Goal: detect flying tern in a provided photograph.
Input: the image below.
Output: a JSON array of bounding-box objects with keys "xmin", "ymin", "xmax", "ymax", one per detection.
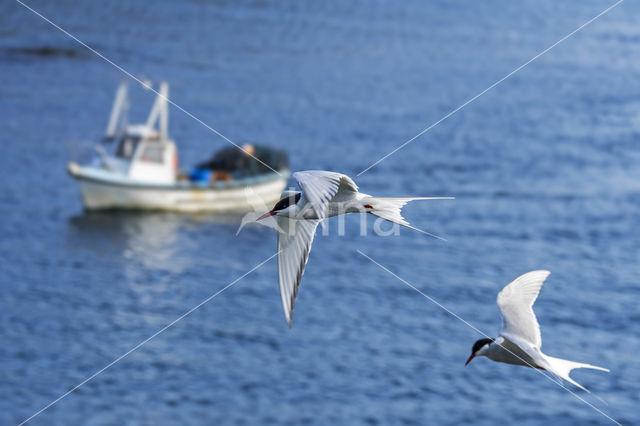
[
  {"xmin": 257, "ymin": 170, "xmax": 453, "ymax": 327},
  {"xmin": 465, "ymin": 270, "xmax": 609, "ymax": 391}
]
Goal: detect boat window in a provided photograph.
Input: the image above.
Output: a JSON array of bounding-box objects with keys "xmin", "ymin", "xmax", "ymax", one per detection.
[
  {"xmin": 116, "ymin": 138, "xmax": 139, "ymax": 159},
  {"xmin": 140, "ymin": 144, "xmax": 165, "ymax": 163}
]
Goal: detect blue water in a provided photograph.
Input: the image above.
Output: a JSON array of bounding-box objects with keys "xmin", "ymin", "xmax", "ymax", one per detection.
[{"xmin": 1, "ymin": 0, "xmax": 639, "ymax": 424}]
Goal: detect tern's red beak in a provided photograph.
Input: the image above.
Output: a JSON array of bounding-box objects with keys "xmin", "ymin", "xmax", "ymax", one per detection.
[
  {"xmin": 257, "ymin": 211, "xmax": 277, "ymax": 221},
  {"xmin": 465, "ymin": 354, "xmax": 475, "ymax": 366}
]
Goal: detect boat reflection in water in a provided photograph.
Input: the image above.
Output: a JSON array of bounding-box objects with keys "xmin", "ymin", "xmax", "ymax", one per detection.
[{"xmin": 66, "ymin": 209, "xmax": 252, "ymax": 294}]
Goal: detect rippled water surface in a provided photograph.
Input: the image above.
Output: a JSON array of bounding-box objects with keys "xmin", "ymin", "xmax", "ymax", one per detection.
[{"xmin": 1, "ymin": 0, "xmax": 639, "ymax": 424}]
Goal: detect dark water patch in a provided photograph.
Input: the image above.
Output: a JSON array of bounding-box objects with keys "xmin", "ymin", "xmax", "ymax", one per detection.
[
  {"xmin": 204, "ymin": 328, "xmax": 281, "ymax": 350},
  {"xmin": 1, "ymin": 45, "xmax": 85, "ymax": 59}
]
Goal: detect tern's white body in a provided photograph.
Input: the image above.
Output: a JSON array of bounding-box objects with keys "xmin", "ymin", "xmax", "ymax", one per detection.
[
  {"xmin": 289, "ymin": 192, "xmax": 372, "ymax": 219},
  {"xmin": 268, "ymin": 170, "xmax": 452, "ymax": 326},
  {"xmin": 482, "ymin": 336, "xmax": 540, "ymax": 367},
  {"xmin": 469, "ymin": 271, "xmax": 609, "ymax": 391}
]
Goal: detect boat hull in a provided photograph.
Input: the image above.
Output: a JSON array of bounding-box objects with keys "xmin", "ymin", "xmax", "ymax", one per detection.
[{"xmin": 68, "ymin": 163, "xmax": 288, "ymax": 212}]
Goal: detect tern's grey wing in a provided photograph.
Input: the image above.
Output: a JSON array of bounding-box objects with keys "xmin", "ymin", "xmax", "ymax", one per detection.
[
  {"xmin": 293, "ymin": 171, "xmax": 358, "ymax": 218},
  {"xmin": 277, "ymin": 216, "xmax": 320, "ymax": 327},
  {"xmin": 497, "ymin": 270, "xmax": 550, "ymax": 348}
]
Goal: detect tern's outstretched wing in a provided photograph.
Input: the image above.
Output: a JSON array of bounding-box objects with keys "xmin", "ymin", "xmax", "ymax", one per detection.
[
  {"xmin": 293, "ymin": 171, "xmax": 358, "ymax": 218},
  {"xmin": 497, "ymin": 270, "xmax": 550, "ymax": 348},
  {"xmin": 277, "ymin": 216, "xmax": 320, "ymax": 327}
]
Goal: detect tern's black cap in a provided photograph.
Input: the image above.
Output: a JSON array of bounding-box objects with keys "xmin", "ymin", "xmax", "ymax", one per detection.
[
  {"xmin": 272, "ymin": 192, "xmax": 301, "ymax": 212},
  {"xmin": 471, "ymin": 338, "xmax": 494, "ymax": 353}
]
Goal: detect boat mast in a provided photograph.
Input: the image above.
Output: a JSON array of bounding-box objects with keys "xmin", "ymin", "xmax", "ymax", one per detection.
[
  {"xmin": 145, "ymin": 82, "xmax": 169, "ymax": 140},
  {"xmin": 105, "ymin": 81, "xmax": 128, "ymax": 140}
]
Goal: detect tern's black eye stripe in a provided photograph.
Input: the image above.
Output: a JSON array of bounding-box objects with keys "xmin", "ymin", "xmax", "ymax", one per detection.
[{"xmin": 272, "ymin": 192, "xmax": 301, "ymax": 211}]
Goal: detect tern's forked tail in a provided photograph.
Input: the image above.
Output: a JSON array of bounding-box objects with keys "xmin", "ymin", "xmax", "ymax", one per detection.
[
  {"xmin": 542, "ymin": 354, "xmax": 610, "ymax": 392},
  {"xmin": 364, "ymin": 196, "xmax": 453, "ymax": 240}
]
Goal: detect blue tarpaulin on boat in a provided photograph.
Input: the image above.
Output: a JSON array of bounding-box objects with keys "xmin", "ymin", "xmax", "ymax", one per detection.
[{"xmin": 188, "ymin": 168, "xmax": 212, "ymax": 182}]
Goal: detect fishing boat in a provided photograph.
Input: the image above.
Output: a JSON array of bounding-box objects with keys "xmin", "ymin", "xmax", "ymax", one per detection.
[{"xmin": 68, "ymin": 82, "xmax": 289, "ymax": 212}]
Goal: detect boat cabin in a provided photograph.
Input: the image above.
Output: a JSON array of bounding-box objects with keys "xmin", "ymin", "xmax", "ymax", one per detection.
[
  {"xmin": 110, "ymin": 124, "xmax": 177, "ymax": 184},
  {"xmin": 97, "ymin": 82, "xmax": 177, "ymax": 184}
]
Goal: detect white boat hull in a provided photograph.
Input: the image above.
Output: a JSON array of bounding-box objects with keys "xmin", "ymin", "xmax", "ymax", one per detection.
[{"xmin": 68, "ymin": 163, "xmax": 288, "ymax": 212}]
